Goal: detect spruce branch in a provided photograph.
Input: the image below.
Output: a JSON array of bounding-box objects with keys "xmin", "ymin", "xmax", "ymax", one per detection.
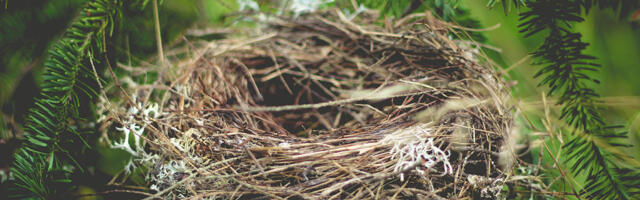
[
  {"xmin": 519, "ymin": 0, "xmax": 640, "ymax": 199},
  {"xmin": 7, "ymin": 0, "xmax": 146, "ymax": 198}
]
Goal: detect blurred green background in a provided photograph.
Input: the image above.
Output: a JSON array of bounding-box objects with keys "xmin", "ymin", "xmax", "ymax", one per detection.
[{"xmin": 0, "ymin": 0, "xmax": 638, "ymax": 198}]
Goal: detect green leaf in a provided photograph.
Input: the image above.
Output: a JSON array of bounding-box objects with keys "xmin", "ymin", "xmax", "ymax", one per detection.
[
  {"xmin": 27, "ymin": 137, "xmax": 48, "ymax": 148},
  {"xmin": 48, "ymin": 151, "xmax": 55, "ymax": 171}
]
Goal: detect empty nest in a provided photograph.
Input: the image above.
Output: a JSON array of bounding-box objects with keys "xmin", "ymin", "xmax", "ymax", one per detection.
[{"xmin": 100, "ymin": 9, "xmax": 517, "ymax": 200}]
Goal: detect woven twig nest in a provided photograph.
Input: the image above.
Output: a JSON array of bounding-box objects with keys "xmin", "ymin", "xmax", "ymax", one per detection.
[{"xmin": 100, "ymin": 10, "xmax": 516, "ymax": 199}]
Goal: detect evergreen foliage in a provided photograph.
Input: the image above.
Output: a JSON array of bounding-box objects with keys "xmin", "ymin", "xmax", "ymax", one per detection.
[
  {"xmin": 518, "ymin": 0, "xmax": 640, "ymax": 199},
  {"xmin": 0, "ymin": 0, "xmax": 86, "ymax": 113},
  {"xmin": 8, "ymin": 0, "xmax": 148, "ymax": 198}
]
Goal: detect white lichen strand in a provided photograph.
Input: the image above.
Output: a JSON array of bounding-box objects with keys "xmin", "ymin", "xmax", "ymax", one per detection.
[
  {"xmin": 108, "ymin": 94, "xmax": 166, "ymax": 174},
  {"xmin": 467, "ymin": 174, "xmax": 505, "ymax": 198},
  {"xmin": 148, "ymin": 128, "xmax": 211, "ymax": 194},
  {"xmin": 382, "ymin": 123, "xmax": 453, "ymax": 181},
  {"xmin": 113, "ymin": 123, "xmax": 144, "ymax": 157}
]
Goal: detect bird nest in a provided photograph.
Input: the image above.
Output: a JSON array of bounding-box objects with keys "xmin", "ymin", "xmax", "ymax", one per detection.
[{"xmin": 99, "ymin": 9, "xmax": 516, "ymax": 199}]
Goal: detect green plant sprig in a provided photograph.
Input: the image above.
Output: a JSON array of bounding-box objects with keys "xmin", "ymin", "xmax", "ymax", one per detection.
[
  {"xmin": 9, "ymin": 0, "xmax": 125, "ymax": 199},
  {"xmin": 519, "ymin": 0, "xmax": 640, "ymax": 199}
]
